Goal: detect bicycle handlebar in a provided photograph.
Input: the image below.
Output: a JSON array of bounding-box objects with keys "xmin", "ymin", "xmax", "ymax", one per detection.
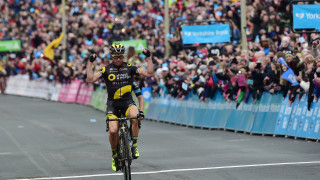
[
  {"xmin": 106, "ymin": 116, "xmax": 141, "ymax": 132},
  {"xmin": 106, "ymin": 116, "xmax": 138, "ymax": 121}
]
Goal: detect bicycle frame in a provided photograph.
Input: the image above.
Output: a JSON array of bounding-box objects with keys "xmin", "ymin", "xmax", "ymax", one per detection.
[{"xmin": 106, "ymin": 116, "xmax": 138, "ymax": 180}]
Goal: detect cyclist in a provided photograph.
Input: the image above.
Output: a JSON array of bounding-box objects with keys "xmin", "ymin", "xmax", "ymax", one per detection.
[{"xmin": 86, "ymin": 43, "xmax": 153, "ymax": 172}]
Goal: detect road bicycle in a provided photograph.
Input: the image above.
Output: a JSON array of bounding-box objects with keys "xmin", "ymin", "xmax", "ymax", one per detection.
[{"xmin": 106, "ymin": 115, "xmax": 141, "ymax": 180}]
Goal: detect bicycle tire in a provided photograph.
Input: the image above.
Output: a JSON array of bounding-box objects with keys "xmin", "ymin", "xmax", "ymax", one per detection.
[{"xmin": 121, "ymin": 132, "xmax": 131, "ymax": 180}]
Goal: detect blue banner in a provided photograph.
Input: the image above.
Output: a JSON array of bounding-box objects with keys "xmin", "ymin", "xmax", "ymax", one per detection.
[
  {"xmin": 285, "ymin": 99, "xmax": 299, "ymax": 137},
  {"xmin": 182, "ymin": 24, "xmax": 230, "ymax": 44},
  {"xmin": 142, "ymin": 87, "xmax": 152, "ymax": 102},
  {"xmin": 307, "ymin": 101, "xmax": 319, "ymax": 139},
  {"xmin": 295, "ymin": 96, "xmax": 308, "ymax": 138},
  {"xmin": 251, "ymin": 93, "xmax": 278, "ymax": 134},
  {"xmin": 274, "ymin": 96, "xmax": 291, "ymax": 135},
  {"xmin": 293, "ymin": 4, "xmax": 320, "ymax": 29},
  {"xmin": 146, "ymin": 92, "xmax": 320, "ymax": 140},
  {"xmin": 225, "ymin": 96, "xmax": 257, "ymax": 132}
]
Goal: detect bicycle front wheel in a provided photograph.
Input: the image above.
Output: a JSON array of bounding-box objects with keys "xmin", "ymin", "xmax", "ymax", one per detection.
[{"xmin": 121, "ymin": 132, "xmax": 131, "ymax": 180}]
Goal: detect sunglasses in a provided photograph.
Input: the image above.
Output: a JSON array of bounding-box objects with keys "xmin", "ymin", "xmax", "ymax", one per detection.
[{"xmin": 111, "ymin": 54, "xmax": 124, "ymax": 58}]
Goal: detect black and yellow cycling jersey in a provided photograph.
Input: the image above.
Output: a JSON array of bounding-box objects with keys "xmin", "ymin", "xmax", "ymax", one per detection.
[{"xmin": 98, "ymin": 62, "xmax": 141, "ymax": 100}]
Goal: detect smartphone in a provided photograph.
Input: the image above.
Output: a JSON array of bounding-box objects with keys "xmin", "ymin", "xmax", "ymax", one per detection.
[{"xmin": 217, "ymin": 69, "xmax": 223, "ymax": 73}]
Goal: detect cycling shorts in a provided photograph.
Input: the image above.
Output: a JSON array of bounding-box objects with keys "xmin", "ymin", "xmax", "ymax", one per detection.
[{"xmin": 105, "ymin": 99, "xmax": 136, "ymax": 119}]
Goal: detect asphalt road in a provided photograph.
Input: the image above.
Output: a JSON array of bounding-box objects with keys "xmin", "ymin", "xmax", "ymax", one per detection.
[{"xmin": 1, "ymin": 95, "xmax": 320, "ymax": 180}]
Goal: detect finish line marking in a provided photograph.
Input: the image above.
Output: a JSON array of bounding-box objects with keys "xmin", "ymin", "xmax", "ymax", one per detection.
[{"xmin": 10, "ymin": 161, "xmax": 320, "ymax": 180}]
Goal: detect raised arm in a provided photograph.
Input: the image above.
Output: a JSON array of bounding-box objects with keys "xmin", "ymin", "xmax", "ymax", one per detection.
[
  {"xmin": 138, "ymin": 49, "xmax": 154, "ymax": 77},
  {"xmin": 86, "ymin": 54, "xmax": 101, "ymax": 83}
]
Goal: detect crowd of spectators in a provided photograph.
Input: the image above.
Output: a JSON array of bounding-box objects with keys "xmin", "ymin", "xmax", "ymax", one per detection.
[{"xmin": 1, "ymin": 0, "xmax": 320, "ymax": 110}]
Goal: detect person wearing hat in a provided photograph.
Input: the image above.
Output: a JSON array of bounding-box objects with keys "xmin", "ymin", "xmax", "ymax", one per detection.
[{"xmin": 86, "ymin": 43, "xmax": 154, "ymax": 172}]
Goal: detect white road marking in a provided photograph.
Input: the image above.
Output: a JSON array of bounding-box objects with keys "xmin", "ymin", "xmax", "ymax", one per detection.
[
  {"xmin": 0, "ymin": 152, "xmax": 12, "ymax": 155},
  {"xmin": 227, "ymin": 139, "xmax": 252, "ymax": 142},
  {"xmin": 9, "ymin": 160, "xmax": 320, "ymax": 180}
]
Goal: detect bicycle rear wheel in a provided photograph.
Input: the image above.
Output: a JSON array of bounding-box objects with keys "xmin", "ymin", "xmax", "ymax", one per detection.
[{"xmin": 121, "ymin": 132, "xmax": 131, "ymax": 180}]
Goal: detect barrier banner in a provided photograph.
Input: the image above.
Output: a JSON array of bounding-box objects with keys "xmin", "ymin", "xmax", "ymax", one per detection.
[
  {"xmin": 177, "ymin": 98, "xmax": 195, "ymax": 125},
  {"xmin": 65, "ymin": 80, "xmax": 81, "ymax": 103},
  {"xmin": 146, "ymin": 97, "xmax": 161, "ymax": 120},
  {"xmin": 163, "ymin": 99, "xmax": 174, "ymax": 122},
  {"xmin": 13, "ymin": 75, "xmax": 29, "ymax": 96},
  {"xmin": 192, "ymin": 101, "xmax": 208, "ymax": 127},
  {"xmin": 25, "ymin": 79, "xmax": 45, "ymax": 98},
  {"xmin": 5, "ymin": 76, "xmax": 17, "ymax": 95},
  {"xmin": 84, "ymin": 84, "xmax": 94, "ymax": 105},
  {"xmin": 145, "ymin": 98, "xmax": 156, "ymax": 119},
  {"xmin": 284, "ymin": 99, "xmax": 298, "ymax": 137},
  {"xmin": 94, "ymin": 89, "xmax": 107, "ymax": 111},
  {"xmin": 210, "ymin": 94, "xmax": 230, "ymax": 128},
  {"xmin": 224, "ymin": 101, "xmax": 241, "ymax": 130},
  {"xmin": 7, "ymin": 75, "xmax": 24, "ymax": 96},
  {"xmin": 274, "ymin": 96, "xmax": 291, "ymax": 135},
  {"xmin": 76, "ymin": 83, "xmax": 86, "ymax": 104},
  {"xmin": 226, "ymin": 96, "xmax": 257, "ymax": 132},
  {"xmin": 158, "ymin": 98, "xmax": 170, "ymax": 121},
  {"xmin": 35, "ymin": 80, "xmax": 50, "ymax": 99},
  {"xmin": 206, "ymin": 94, "xmax": 233, "ymax": 129},
  {"xmin": 242, "ymin": 99, "xmax": 260, "ymax": 132},
  {"xmin": 165, "ymin": 99, "xmax": 179, "ymax": 123},
  {"xmin": 5, "ymin": 75, "xmax": 49, "ymax": 98},
  {"xmin": 187, "ymin": 100, "xmax": 199, "ymax": 126},
  {"xmin": 251, "ymin": 93, "xmax": 281, "ymax": 134},
  {"xmin": 294, "ymin": 95, "xmax": 308, "ymax": 138},
  {"xmin": 307, "ymin": 100, "xmax": 320, "ymax": 139},
  {"xmin": 202, "ymin": 99, "xmax": 218, "ymax": 128},
  {"xmin": 176, "ymin": 99, "xmax": 189, "ymax": 125},
  {"xmin": 90, "ymin": 89, "xmax": 98, "ymax": 107},
  {"xmin": 58, "ymin": 83, "xmax": 70, "ymax": 102},
  {"xmin": 49, "ymin": 83, "xmax": 61, "ymax": 101}
]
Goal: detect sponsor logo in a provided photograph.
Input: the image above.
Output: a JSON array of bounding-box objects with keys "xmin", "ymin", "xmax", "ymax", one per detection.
[
  {"xmin": 143, "ymin": 90, "xmax": 151, "ymax": 99},
  {"xmin": 184, "ymin": 32, "xmax": 191, "ymax": 36},
  {"xmin": 116, "ymin": 74, "xmax": 131, "ymax": 80},
  {"xmin": 295, "ymin": 13, "xmax": 304, "ymax": 19},
  {"xmin": 306, "ymin": 12, "xmax": 320, "ymax": 19},
  {"xmin": 108, "ymin": 74, "xmax": 116, "ymax": 81}
]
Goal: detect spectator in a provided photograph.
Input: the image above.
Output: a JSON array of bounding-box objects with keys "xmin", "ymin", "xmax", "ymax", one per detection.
[{"xmin": 1, "ymin": 0, "xmax": 320, "ymax": 111}]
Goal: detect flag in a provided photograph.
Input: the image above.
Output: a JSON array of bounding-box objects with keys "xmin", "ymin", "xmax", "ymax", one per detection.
[
  {"xmin": 278, "ymin": 57, "xmax": 289, "ymax": 68},
  {"xmin": 281, "ymin": 68, "xmax": 299, "ymax": 86},
  {"xmin": 142, "ymin": 87, "xmax": 152, "ymax": 102},
  {"xmin": 44, "ymin": 32, "xmax": 64, "ymax": 60}
]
